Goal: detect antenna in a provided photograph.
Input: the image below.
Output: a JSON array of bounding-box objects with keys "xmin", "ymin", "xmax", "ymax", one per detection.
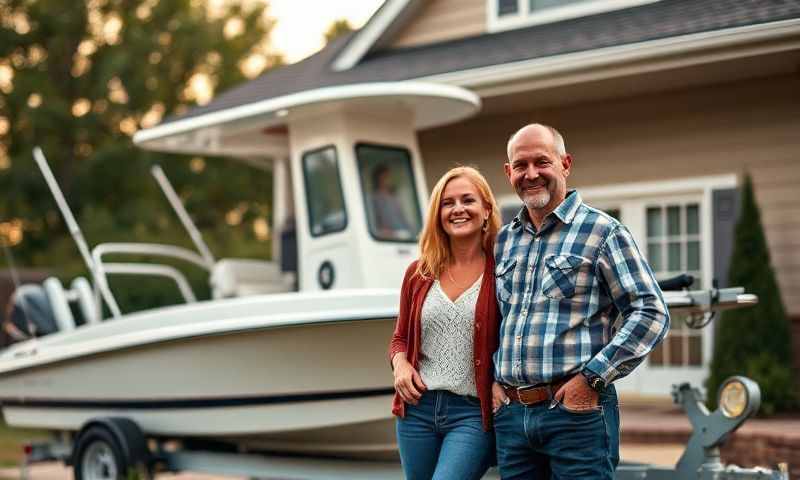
[
  {"xmin": 32, "ymin": 147, "xmax": 121, "ymax": 318},
  {"xmin": 150, "ymin": 165, "xmax": 215, "ymax": 268}
]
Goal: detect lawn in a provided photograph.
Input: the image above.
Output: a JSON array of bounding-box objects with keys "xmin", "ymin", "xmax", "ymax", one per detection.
[{"xmin": 0, "ymin": 414, "xmax": 48, "ymax": 467}]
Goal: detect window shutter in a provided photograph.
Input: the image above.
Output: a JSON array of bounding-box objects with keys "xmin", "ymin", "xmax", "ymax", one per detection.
[{"xmin": 712, "ymin": 188, "xmax": 740, "ymax": 288}]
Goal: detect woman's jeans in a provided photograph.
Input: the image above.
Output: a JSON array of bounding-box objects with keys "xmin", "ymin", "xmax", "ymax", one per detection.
[
  {"xmin": 396, "ymin": 390, "xmax": 494, "ymax": 480},
  {"xmin": 493, "ymin": 384, "xmax": 620, "ymax": 480}
]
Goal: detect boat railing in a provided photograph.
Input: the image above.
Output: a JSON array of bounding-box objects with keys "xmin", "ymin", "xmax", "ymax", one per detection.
[
  {"xmin": 102, "ymin": 262, "xmax": 198, "ymax": 303},
  {"xmin": 91, "ymin": 243, "xmax": 211, "ymax": 271},
  {"xmin": 90, "ymin": 242, "xmax": 210, "ymax": 313}
]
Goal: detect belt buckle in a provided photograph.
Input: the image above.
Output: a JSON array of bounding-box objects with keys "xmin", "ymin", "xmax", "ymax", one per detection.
[{"xmin": 516, "ymin": 385, "xmax": 539, "ymax": 406}]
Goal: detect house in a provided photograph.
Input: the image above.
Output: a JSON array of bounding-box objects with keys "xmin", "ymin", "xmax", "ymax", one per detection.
[{"xmin": 135, "ymin": 0, "xmax": 800, "ymax": 396}]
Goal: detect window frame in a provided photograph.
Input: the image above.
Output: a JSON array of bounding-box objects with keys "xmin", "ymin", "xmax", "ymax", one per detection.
[
  {"xmin": 355, "ymin": 142, "xmax": 422, "ymax": 244},
  {"xmin": 642, "ymin": 199, "xmax": 704, "ymax": 368},
  {"xmin": 487, "ymin": 0, "xmax": 662, "ymax": 33},
  {"xmin": 301, "ymin": 145, "xmax": 348, "ymax": 238}
]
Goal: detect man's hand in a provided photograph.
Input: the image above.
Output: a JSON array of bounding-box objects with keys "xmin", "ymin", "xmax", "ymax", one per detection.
[
  {"xmin": 553, "ymin": 374, "xmax": 599, "ymax": 411},
  {"xmin": 392, "ymin": 353, "xmax": 426, "ymax": 405},
  {"xmin": 492, "ymin": 381, "xmax": 509, "ymax": 412}
]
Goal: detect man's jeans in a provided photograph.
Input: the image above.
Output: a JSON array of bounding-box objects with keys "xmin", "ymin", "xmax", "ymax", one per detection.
[
  {"xmin": 396, "ymin": 390, "xmax": 494, "ymax": 480},
  {"xmin": 493, "ymin": 384, "xmax": 620, "ymax": 480}
]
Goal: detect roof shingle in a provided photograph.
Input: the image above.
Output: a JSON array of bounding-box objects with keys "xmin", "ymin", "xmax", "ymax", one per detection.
[{"xmin": 159, "ymin": 0, "xmax": 800, "ymax": 126}]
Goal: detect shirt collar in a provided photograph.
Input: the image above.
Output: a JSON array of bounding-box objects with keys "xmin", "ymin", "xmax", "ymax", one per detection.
[
  {"xmin": 510, "ymin": 189, "xmax": 582, "ymax": 230},
  {"xmin": 552, "ymin": 189, "xmax": 581, "ymax": 225}
]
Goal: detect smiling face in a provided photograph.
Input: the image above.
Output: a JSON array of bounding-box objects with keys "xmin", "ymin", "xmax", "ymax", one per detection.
[
  {"xmin": 439, "ymin": 176, "xmax": 489, "ymax": 242},
  {"xmin": 505, "ymin": 125, "xmax": 572, "ymax": 219}
]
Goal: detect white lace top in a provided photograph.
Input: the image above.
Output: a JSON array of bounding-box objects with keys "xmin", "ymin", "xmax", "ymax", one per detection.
[{"xmin": 418, "ymin": 276, "xmax": 482, "ymax": 397}]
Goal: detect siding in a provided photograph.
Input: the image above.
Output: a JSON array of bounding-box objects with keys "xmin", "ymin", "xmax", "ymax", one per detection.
[
  {"xmin": 389, "ymin": 0, "xmax": 486, "ymax": 48},
  {"xmin": 417, "ymin": 74, "xmax": 800, "ymax": 315}
]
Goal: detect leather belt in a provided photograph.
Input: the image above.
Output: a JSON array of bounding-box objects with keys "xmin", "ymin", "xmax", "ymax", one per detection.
[{"xmin": 501, "ymin": 376, "xmax": 571, "ymax": 406}]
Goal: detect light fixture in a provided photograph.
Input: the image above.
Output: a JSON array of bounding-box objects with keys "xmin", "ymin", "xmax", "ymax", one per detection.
[{"xmin": 718, "ymin": 377, "xmax": 754, "ymax": 419}]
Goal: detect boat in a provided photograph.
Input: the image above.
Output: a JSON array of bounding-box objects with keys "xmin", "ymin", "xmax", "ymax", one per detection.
[
  {"xmin": 0, "ymin": 81, "xmax": 757, "ymax": 464},
  {"xmin": 0, "ymin": 82, "xmax": 481, "ymax": 461}
]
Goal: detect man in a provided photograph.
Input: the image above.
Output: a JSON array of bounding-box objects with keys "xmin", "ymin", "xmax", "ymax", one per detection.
[{"xmin": 491, "ymin": 124, "xmax": 669, "ymax": 479}]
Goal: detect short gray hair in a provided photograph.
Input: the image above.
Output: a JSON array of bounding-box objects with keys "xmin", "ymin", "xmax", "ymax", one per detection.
[{"xmin": 506, "ymin": 123, "xmax": 567, "ymax": 160}]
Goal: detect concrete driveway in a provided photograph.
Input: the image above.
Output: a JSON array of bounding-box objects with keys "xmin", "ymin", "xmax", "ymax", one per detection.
[{"xmin": 0, "ymin": 443, "xmax": 685, "ymax": 479}]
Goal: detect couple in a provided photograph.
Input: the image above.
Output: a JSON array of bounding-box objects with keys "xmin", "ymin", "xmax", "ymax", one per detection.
[{"xmin": 389, "ymin": 123, "xmax": 670, "ymax": 480}]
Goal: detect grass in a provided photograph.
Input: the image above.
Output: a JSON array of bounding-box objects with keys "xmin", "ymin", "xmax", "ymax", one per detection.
[{"xmin": 0, "ymin": 415, "xmax": 48, "ymax": 468}]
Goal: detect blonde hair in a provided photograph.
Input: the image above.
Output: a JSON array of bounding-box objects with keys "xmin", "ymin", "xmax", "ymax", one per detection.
[{"xmin": 416, "ymin": 166, "xmax": 501, "ymax": 278}]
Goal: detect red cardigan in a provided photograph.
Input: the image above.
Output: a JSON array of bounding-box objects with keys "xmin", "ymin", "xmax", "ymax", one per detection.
[{"xmin": 388, "ymin": 255, "xmax": 499, "ymax": 431}]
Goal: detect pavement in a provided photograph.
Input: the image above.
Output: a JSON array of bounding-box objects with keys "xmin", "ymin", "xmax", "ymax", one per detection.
[{"xmin": 0, "ymin": 443, "xmax": 687, "ymax": 480}]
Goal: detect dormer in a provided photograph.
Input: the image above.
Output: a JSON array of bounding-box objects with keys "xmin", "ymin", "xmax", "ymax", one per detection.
[{"xmin": 488, "ymin": 0, "xmax": 662, "ymax": 33}]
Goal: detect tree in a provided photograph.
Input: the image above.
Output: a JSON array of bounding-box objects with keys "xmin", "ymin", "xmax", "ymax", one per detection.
[
  {"xmin": 0, "ymin": 0, "xmax": 284, "ymax": 312},
  {"xmin": 707, "ymin": 174, "xmax": 796, "ymax": 415},
  {"xmin": 324, "ymin": 18, "xmax": 353, "ymax": 44}
]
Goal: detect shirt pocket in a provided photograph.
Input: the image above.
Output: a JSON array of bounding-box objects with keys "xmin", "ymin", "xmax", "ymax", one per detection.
[
  {"xmin": 495, "ymin": 258, "xmax": 517, "ymax": 305},
  {"xmin": 541, "ymin": 254, "xmax": 592, "ymax": 300}
]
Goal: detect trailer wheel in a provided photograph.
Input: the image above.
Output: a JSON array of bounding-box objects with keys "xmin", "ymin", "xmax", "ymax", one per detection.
[{"xmin": 73, "ymin": 426, "xmax": 127, "ymax": 480}]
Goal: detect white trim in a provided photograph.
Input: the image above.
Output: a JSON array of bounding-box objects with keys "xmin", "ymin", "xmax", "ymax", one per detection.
[
  {"xmin": 488, "ymin": 0, "xmax": 662, "ymax": 33},
  {"xmin": 417, "ymin": 18, "xmax": 800, "ymax": 92},
  {"xmin": 577, "ymin": 174, "xmax": 739, "ymax": 202},
  {"xmin": 133, "ymin": 82, "xmax": 481, "ymax": 149},
  {"xmin": 331, "ymin": 0, "xmax": 419, "ymax": 72}
]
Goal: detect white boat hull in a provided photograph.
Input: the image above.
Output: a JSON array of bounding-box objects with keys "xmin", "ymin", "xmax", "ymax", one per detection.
[{"xmin": 0, "ymin": 290, "xmax": 401, "ymax": 459}]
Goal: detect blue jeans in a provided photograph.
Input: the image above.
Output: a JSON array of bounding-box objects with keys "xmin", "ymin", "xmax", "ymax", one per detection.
[
  {"xmin": 396, "ymin": 390, "xmax": 494, "ymax": 480},
  {"xmin": 493, "ymin": 384, "xmax": 620, "ymax": 480}
]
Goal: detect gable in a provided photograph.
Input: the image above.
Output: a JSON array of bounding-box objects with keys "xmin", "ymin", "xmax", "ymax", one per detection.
[{"xmin": 388, "ymin": 0, "xmax": 486, "ymax": 49}]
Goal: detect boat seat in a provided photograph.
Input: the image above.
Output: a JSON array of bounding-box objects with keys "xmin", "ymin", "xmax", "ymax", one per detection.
[
  {"xmin": 42, "ymin": 278, "xmax": 76, "ymax": 332},
  {"xmin": 210, "ymin": 258, "xmax": 296, "ymax": 299},
  {"xmin": 69, "ymin": 277, "xmax": 101, "ymax": 325}
]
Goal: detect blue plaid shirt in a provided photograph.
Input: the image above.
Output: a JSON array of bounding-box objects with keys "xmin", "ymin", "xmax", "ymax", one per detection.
[{"xmin": 494, "ymin": 190, "xmax": 669, "ymax": 386}]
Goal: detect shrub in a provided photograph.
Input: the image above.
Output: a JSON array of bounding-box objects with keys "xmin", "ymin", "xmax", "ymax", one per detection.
[{"xmin": 706, "ymin": 174, "xmax": 796, "ymax": 414}]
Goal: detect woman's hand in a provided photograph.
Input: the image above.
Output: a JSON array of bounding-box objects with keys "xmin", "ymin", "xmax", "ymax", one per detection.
[
  {"xmin": 492, "ymin": 381, "xmax": 509, "ymax": 412},
  {"xmin": 392, "ymin": 353, "xmax": 426, "ymax": 405}
]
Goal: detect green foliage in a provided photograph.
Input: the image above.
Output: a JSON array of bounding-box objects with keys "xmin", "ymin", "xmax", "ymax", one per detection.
[
  {"xmin": 707, "ymin": 175, "xmax": 796, "ymax": 415},
  {"xmin": 324, "ymin": 18, "xmax": 353, "ymax": 44},
  {"xmin": 0, "ymin": 0, "xmax": 282, "ymax": 313}
]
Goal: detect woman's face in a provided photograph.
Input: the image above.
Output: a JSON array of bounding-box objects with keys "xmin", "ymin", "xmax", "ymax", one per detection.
[{"xmin": 439, "ymin": 176, "xmax": 488, "ymax": 241}]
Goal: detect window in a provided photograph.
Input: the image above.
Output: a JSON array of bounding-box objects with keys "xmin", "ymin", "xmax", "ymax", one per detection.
[
  {"xmin": 302, "ymin": 146, "xmax": 347, "ymax": 237},
  {"xmin": 356, "ymin": 144, "xmax": 422, "ymax": 243},
  {"xmin": 529, "ymin": 0, "xmax": 589, "ymax": 11},
  {"xmin": 645, "ymin": 202, "xmax": 703, "ymax": 367},
  {"xmin": 489, "ymin": 0, "xmax": 661, "ymax": 32},
  {"xmin": 498, "ymin": 0, "xmax": 519, "ymax": 16}
]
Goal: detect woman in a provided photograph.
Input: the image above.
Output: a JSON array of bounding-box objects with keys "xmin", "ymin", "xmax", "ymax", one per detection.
[{"xmin": 389, "ymin": 166, "xmax": 501, "ymax": 480}]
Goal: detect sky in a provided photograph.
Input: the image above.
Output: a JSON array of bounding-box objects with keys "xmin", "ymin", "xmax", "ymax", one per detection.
[{"xmin": 268, "ymin": 0, "xmax": 385, "ymax": 63}]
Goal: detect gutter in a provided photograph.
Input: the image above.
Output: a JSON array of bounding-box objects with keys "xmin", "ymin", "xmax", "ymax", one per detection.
[{"xmin": 415, "ymin": 18, "xmax": 800, "ymax": 95}]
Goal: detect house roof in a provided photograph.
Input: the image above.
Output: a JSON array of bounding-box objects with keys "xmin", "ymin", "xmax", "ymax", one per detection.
[{"xmin": 155, "ymin": 0, "xmax": 800, "ymax": 128}]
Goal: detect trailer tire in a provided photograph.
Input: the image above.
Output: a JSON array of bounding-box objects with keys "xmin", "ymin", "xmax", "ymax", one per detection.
[
  {"xmin": 73, "ymin": 426, "xmax": 127, "ymax": 480},
  {"xmin": 73, "ymin": 418, "xmax": 150, "ymax": 480}
]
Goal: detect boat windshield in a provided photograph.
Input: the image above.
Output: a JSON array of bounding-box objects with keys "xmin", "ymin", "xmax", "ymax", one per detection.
[{"xmin": 356, "ymin": 143, "xmax": 422, "ymax": 243}]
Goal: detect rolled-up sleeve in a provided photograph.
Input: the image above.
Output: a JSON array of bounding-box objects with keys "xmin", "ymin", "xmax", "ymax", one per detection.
[{"xmin": 585, "ymin": 225, "xmax": 670, "ymax": 384}]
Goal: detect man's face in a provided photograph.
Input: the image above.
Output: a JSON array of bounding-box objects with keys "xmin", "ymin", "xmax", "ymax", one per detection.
[{"xmin": 505, "ymin": 127, "xmax": 572, "ymax": 214}]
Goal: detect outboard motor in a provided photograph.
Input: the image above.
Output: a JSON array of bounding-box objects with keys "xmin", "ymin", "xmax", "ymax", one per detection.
[{"xmin": 1, "ymin": 284, "xmax": 58, "ymax": 347}]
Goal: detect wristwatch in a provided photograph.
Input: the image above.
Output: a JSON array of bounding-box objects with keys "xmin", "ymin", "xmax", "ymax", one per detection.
[{"xmin": 581, "ymin": 370, "xmax": 605, "ymax": 392}]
